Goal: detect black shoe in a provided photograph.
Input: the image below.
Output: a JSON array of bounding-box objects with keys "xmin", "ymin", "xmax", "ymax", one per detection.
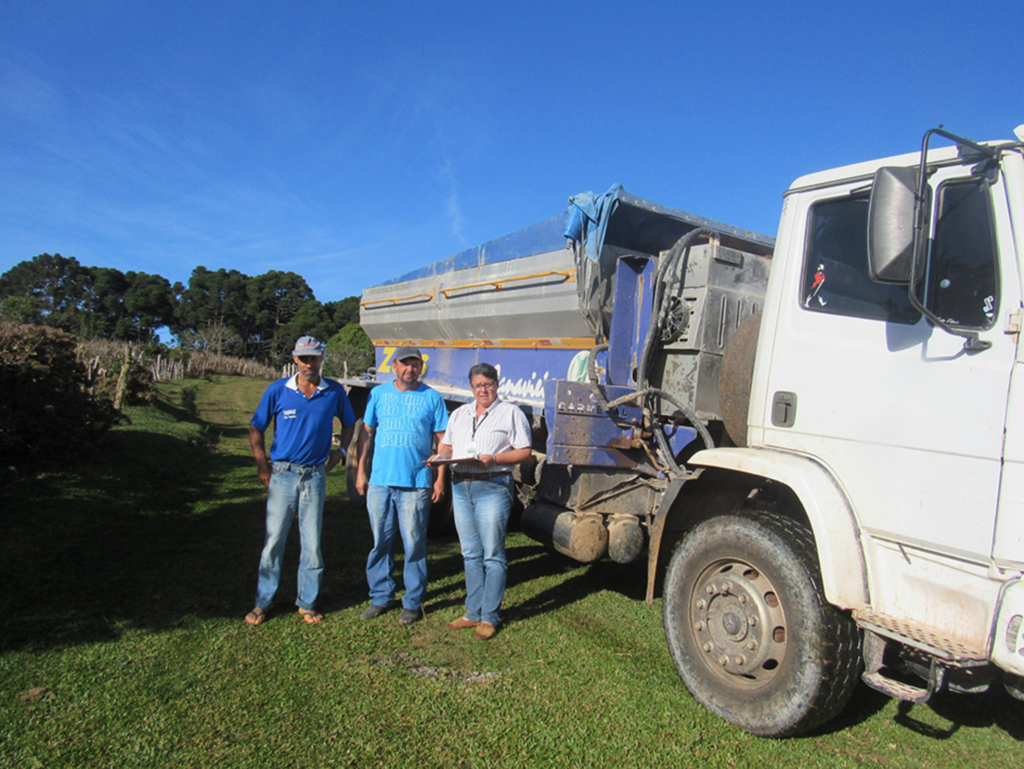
[
  {"xmin": 360, "ymin": 604, "xmax": 392, "ymax": 620},
  {"xmin": 398, "ymin": 608, "xmax": 423, "ymax": 626}
]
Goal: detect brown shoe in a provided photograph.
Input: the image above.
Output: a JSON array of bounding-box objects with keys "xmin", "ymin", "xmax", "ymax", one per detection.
[
  {"xmin": 447, "ymin": 617, "xmax": 481, "ymax": 630},
  {"xmin": 474, "ymin": 622, "xmax": 496, "ymax": 640}
]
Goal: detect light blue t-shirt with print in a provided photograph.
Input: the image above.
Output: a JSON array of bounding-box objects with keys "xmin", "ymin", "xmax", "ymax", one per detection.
[{"xmin": 364, "ymin": 382, "xmax": 449, "ymax": 488}]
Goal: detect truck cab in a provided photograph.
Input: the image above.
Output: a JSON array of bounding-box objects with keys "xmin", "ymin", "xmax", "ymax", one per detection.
[{"xmin": 676, "ymin": 132, "xmax": 1024, "ymax": 732}]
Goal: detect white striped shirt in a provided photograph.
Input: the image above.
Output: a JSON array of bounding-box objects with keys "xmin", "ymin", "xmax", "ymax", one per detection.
[{"xmin": 442, "ymin": 399, "xmax": 531, "ymax": 474}]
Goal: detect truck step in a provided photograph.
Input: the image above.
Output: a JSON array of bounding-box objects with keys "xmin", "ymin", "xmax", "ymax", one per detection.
[
  {"xmin": 862, "ymin": 670, "xmax": 942, "ymax": 703},
  {"xmin": 853, "ymin": 609, "xmax": 987, "ymax": 662},
  {"xmin": 861, "ymin": 629, "xmax": 946, "ymax": 703}
]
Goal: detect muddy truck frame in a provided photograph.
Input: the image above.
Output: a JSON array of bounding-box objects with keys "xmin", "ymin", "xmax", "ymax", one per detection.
[{"xmin": 344, "ymin": 127, "xmax": 1024, "ymax": 736}]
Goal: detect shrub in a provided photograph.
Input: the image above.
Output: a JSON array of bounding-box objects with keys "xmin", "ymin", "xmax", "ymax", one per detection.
[
  {"xmin": 0, "ymin": 321, "xmax": 116, "ymax": 468},
  {"xmin": 180, "ymin": 384, "xmax": 199, "ymax": 417}
]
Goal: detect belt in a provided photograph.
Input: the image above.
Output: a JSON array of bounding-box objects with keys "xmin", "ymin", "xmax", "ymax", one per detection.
[
  {"xmin": 273, "ymin": 461, "xmax": 325, "ymax": 472},
  {"xmin": 452, "ymin": 470, "xmax": 512, "ymax": 481}
]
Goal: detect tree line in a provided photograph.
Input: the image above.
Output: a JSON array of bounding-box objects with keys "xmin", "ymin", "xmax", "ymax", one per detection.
[{"xmin": 0, "ymin": 253, "xmax": 372, "ymax": 368}]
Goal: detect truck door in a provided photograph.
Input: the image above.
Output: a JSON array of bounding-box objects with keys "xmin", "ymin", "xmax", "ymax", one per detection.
[{"xmin": 759, "ymin": 158, "xmax": 1019, "ymax": 629}]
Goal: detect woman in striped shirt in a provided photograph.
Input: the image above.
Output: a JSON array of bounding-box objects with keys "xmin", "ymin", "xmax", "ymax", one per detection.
[{"xmin": 433, "ymin": 363, "xmax": 532, "ymax": 640}]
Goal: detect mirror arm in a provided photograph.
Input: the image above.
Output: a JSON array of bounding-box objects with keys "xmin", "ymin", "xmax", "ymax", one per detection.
[{"xmin": 906, "ymin": 128, "xmax": 993, "ymax": 354}]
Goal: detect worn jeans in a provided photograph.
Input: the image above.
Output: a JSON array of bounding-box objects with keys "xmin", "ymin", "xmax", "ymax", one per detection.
[
  {"xmin": 365, "ymin": 486, "xmax": 431, "ymax": 610},
  {"xmin": 452, "ymin": 474, "xmax": 514, "ymax": 626},
  {"xmin": 255, "ymin": 461, "xmax": 326, "ymax": 611}
]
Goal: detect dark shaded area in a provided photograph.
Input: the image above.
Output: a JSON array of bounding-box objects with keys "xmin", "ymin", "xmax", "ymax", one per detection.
[{"xmin": 0, "ymin": 400, "xmax": 370, "ymax": 652}]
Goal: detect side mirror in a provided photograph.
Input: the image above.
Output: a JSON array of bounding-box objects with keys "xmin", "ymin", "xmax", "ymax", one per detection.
[{"xmin": 867, "ymin": 166, "xmax": 920, "ymax": 283}]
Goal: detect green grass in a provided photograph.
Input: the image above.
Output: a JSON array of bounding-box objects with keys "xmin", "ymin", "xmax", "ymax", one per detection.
[{"xmin": 1, "ymin": 376, "xmax": 1022, "ymax": 767}]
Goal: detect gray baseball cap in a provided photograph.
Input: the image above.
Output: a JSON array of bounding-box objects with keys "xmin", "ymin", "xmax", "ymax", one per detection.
[
  {"xmin": 393, "ymin": 345, "xmax": 423, "ymax": 362},
  {"xmin": 292, "ymin": 336, "xmax": 326, "ymax": 356}
]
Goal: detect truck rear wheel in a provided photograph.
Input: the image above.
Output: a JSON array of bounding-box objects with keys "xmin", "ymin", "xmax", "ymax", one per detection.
[{"xmin": 663, "ymin": 512, "xmax": 861, "ymax": 737}]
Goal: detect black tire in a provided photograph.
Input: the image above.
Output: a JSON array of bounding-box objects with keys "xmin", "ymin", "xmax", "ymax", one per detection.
[{"xmin": 663, "ymin": 512, "xmax": 861, "ymax": 737}]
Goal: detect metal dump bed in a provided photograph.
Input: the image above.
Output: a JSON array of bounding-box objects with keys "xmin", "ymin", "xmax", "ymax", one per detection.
[{"xmin": 358, "ymin": 187, "xmax": 774, "ymax": 410}]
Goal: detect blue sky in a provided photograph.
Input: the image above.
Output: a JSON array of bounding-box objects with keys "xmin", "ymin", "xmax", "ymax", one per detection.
[{"xmin": 2, "ymin": 1, "xmax": 1021, "ymax": 304}]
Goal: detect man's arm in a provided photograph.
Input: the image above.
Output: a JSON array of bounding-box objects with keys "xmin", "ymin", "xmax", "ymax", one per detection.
[
  {"xmin": 430, "ymin": 431, "xmax": 447, "ymax": 503},
  {"xmin": 249, "ymin": 425, "xmax": 272, "ymax": 488},
  {"xmin": 355, "ymin": 423, "xmax": 374, "ymax": 496},
  {"xmin": 327, "ymin": 422, "xmax": 355, "ymax": 473}
]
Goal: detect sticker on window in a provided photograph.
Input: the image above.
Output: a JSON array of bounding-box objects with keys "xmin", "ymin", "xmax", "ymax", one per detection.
[{"xmin": 805, "ymin": 264, "xmax": 827, "ymax": 308}]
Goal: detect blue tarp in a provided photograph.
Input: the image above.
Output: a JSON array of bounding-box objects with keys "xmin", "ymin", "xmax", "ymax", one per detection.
[{"xmin": 563, "ymin": 183, "xmax": 624, "ymax": 262}]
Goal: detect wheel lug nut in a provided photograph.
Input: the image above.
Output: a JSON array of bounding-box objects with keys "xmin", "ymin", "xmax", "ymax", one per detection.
[
  {"xmin": 703, "ymin": 643, "xmax": 713, "ymax": 652},
  {"xmin": 721, "ymin": 581, "xmax": 733, "ymax": 594},
  {"xmin": 696, "ymin": 599, "xmax": 705, "ymax": 610},
  {"xmin": 748, "ymin": 616, "xmax": 758, "ymax": 626},
  {"xmin": 747, "ymin": 641, "xmax": 758, "ymax": 651},
  {"xmin": 737, "ymin": 595, "xmax": 746, "ymax": 604},
  {"xmin": 718, "ymin": 656, "xmax": 729, "ymax": 666},
  {"xmin": 706, "ymin": 584, "xmax": 716, "ymax": 595},
  {"xmin": 735, "ymin": 656, "xmax": 746, "ymax": 666},
  {"xmin": 695, "ymin": 621, "xmax": 705, "ymax": 631}
]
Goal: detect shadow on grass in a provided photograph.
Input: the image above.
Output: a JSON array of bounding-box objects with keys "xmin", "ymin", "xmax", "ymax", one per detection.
[
  {"xmin": 420, "ymin": 536, "xmax": 650, "ymax": 621},
  {"xmin": 150, "ymin": 395, "xmax": 251, "ymax": 441},
  {"xmin": 0, "ymin": 423, "xmax": 375, "ymax": 653},
  {"xmin": 805, "ymin": 678, "xmax": 1024, "ymax": 741}
]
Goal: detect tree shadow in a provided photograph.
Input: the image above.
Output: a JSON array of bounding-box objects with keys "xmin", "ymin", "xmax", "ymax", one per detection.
[
  {"xmin": 0, "ymin": 426, "xmax": 373, "ymax": 652},
  {"xmin": 150, "ymin": 393, "xmax": 250, "ymax": 441}
]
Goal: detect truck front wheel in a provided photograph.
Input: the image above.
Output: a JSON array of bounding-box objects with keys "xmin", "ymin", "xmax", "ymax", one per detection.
[{"xmin": 663, "ymin": 512, "xmax": 861, "ymax": 737}]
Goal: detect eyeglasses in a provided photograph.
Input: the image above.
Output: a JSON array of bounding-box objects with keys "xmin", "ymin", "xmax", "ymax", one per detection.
[{"xmin": 471, "ymin": 381, "xmax": 498, "ymax": 391}]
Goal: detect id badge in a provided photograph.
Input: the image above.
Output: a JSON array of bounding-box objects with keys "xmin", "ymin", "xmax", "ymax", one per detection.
[{"xmin": 465, "ymin": 441, "xmax": 477, "ymax": 458}]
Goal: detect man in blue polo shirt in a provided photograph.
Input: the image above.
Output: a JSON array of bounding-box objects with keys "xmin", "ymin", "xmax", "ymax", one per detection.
[
  {"xmin": 355, "ymin": 346, "xmax": 449, "ymax": 625},
  {"xmin": 244, "ymin": 336, "xmax": 356, "ymax": 626}
]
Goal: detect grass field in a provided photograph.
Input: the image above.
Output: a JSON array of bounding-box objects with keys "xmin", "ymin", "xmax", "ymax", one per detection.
[{"xmin": 1, "ymin": 376, "xmax": 1022, "ymax": 768}]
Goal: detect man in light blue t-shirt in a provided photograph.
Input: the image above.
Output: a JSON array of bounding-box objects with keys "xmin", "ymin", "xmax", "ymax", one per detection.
[{"xmin": 355, "ymin": 346, "xmax": 448, "ymax": 625}]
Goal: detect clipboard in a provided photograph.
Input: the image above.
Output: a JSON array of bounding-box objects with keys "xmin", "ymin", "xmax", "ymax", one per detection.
[{"xmin": 425, "ymin": 456, "xmax": 483, "ymax": 467}]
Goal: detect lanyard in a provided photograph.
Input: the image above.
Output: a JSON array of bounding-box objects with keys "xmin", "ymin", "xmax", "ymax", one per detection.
[{"xmin": 472, "ymin": 409, "xmax": 491, "ymax": 440}]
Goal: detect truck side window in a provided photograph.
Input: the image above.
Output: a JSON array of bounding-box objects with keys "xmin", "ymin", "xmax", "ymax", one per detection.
[
  {"xmin": 802, "ymin": 197, "xmax": 919, "ymax": 324},
  {"xmin": 926, "ymin": 178, "xmax": 998, "ymax": 329}
]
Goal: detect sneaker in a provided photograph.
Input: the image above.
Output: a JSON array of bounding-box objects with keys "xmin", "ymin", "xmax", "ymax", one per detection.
[
  {"xmin": 398, "ymin": 608, "xmax": 423, "ymax": 626},
  {"xmin": 446, "ymin": 617, "xmax": 481, "ymax": 630},
  {"xmin": 360, "ymin": 604, "xmax": 392, "ymax": 620}
]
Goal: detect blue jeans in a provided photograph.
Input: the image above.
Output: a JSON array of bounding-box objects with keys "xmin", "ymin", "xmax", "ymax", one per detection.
[
  {"xmin": 452, "ymin": 474, "xmax": 514, "ymax": 626},
  {"xmin": 365, "ymin": 486, "xmax": 431, "ymax": 610},
  {"xmin": 256, "ymin": 461, "xmax": 326, "ymax": 611}
]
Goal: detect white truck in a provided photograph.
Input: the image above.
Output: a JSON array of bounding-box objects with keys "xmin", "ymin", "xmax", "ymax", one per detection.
[{"xmin": 350, "ymin": 126, "xmax": 1024, "ymax": 736}]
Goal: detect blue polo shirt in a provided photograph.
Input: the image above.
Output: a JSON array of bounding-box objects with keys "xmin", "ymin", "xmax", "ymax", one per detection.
[{"xmin": 251, "ymin": 375, "xmax": 356, "ymax": 466}]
